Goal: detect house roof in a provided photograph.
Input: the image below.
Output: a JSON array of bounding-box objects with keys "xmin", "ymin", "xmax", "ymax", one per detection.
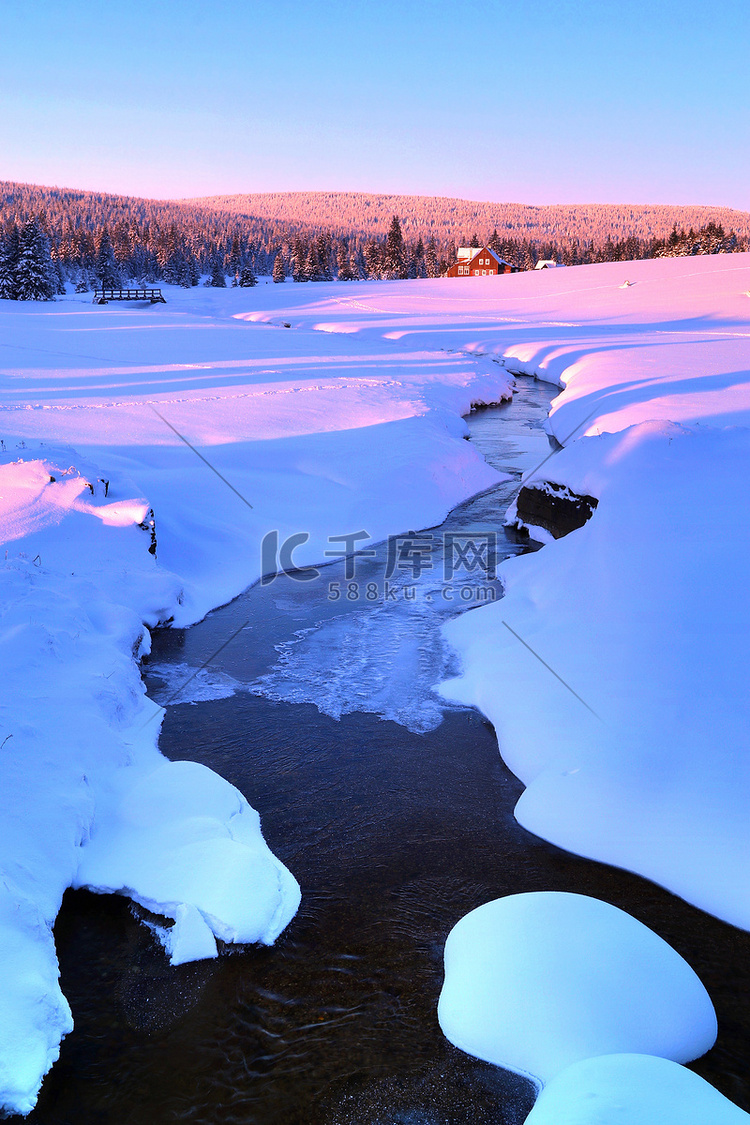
[{"xmin": 455, "ymin": 247, "xmax": 511, "ymax": 267}]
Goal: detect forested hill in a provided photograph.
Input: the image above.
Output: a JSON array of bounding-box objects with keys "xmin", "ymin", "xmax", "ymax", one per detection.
[
  {"xmin": 0, "ymin": 180, "xmax": 300, "ymax": 253},
  {"xmin": 1, "ymin": 180, "xmax": 748, "ymax": 296},
  {"xmin": 187, "ymin": 191, "xmax": 750, "ymax": 245}
]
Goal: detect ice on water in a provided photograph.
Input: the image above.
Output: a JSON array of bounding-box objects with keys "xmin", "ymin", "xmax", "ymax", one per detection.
[{"xmin": 249, "ymin": 597, "xmax": 457, "ymax": 733}]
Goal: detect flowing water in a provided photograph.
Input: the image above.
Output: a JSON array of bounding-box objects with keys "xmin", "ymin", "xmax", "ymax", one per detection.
[{"xmin": 24, "ymin": 377, "xmax": 750, "ymax": 1124}]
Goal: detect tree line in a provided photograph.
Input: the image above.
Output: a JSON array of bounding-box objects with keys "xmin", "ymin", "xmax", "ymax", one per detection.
[{"xmin": 1, "ymin": 182, "xmax": 747, "ymax": 301}]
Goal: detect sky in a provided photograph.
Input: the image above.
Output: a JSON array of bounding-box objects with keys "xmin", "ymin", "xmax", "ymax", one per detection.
[{"xmin": 1, "ymin": 0, "xmax": 748, "ymax": 209}]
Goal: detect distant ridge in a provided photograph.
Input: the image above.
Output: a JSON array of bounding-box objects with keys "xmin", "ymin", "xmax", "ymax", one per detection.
[
  {"xmin": 184, "ymin": 191, "xmax": 750, "ymax": 245},
  {"xmin": 2, "ymin": 181, "xmax": 747, "ymax": 286}
]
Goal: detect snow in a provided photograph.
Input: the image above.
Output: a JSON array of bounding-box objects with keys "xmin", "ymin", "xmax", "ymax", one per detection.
[
  {"xmin": 437, "ymin": 892, "xmax": 716, "ymax": 1084},
  {"xmin": 524, "ymin": 1054, "xmax": 750, "ymax": 1124},
  {"xmin": 2, "ymin": 254, "xmax": 750, "ymax": 1113},
  {"xmin": 0, "ymin": 449, "xmax": 301, "ymax": 1114},
  {"xmin": 440, "ymin": 420, "xmax": 750, "ymax": 927},
  {"xmin": 75, "ymin": 759, "xmax": 301, "ymax": 957}
]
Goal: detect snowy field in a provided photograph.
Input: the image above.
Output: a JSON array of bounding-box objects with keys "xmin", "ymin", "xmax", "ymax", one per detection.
[{"xmin": 1, "ymin": 254, "xmax": 749, "ymax": 1115}]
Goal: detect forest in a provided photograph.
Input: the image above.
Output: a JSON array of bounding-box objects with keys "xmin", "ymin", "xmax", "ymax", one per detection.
[{"xmin": 1, "ymin": 181, "xmax": 748, "ymax": 299}]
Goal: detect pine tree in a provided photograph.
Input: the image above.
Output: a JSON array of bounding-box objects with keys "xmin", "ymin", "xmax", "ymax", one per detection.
[
  {"xmin": 336, "ymin": 240, "xmax": 356, "ymax": 281},
  {"xmin": 163, "ymin": 248, "xmax": 183, "ymax": 285},
  {"xmin": 363, "ymin": 240, "xmax": 382, "ymax": 279},
  {"xmin": 306, "ymin": 245, "xmax": 322, "ymax": 281},
  {"xmin": 291, "ymin": 238, "xmax": 309, "ymax": 281},
  {"xmin": 227, "ymin": 235, "xmax": 242, "ymax": 278},
  {"xmin": 384, "ymin": 215, "xmax": 405, "ymax": 278},
  {"xmin": 316, "ymin": 233, "xmax": 332, "ymax": 280},
  {"xmin": 239, "ymin": 264, "xmax": 257, "ymax": 287},
  {"xmin": 208, "ymin": 256, "xmax": 227, "ymax": 287},
  {"xmin": 424, "ymin": 238, "xmax": 440, "ymax": 278},
  {"xmin": 0, "ymin": 224, "xmax": 21, "ymax": 299},
  {"xmin": 16, "ymin": 218, "xmax": 56, "ymax": 301},
  {"xmin": 272, "ymin": 254, "xmax": 286, "ymax": 283},
  {"xmin": 53, "ymin": 259, "xmax": 66, "ymax": 295},
  {"xmin": 178, "ymin": 256, "xmax": 193, "ymax": 287},
  {"xmin": 95, "ymin": 228, "xmax": 122, "ymax": 288}
]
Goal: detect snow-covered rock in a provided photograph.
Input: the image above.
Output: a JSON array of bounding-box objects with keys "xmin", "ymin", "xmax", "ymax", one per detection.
[
  {"xmin": 438, "ymin": 892, "xmax": 716, "ymax": 1084},
  {"xmin": 524, "ymin": 1054, "xmax": 750, "ymax": 1125}
]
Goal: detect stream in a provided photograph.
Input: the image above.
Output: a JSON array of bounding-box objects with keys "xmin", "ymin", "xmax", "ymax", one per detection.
[{"xmin": 25, "ymin": 377, "xmax": 750, "ymax": 1124}]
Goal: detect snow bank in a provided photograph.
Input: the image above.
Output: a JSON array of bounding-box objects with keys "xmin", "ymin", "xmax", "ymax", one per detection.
[
  {"xmin": 0, "ymin": 893, "xmax": 72, "ymax": 1117},
  {"xmin": 0, "ymin": 291, "xmax": 513, "ymax": 625},
  {"xmin": 438, "ymin": 892, "xmax": 716, "ymax": 1084},
  {"xmin": 0, "ymin": 449, "xmax": 299, "ymax": 1115},
  {"xmin": 524, "ymin": 1054, "xmax": 750, "ymax": 1125},
  {"xmin": 440, "ymin": 421, "xmax": 750, "ymax": 928}
]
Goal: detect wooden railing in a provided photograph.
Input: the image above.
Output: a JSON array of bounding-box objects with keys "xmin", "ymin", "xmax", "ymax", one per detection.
[{"xmin": 93, "ymin": 288, "xmax": 166, "ymax": 304}]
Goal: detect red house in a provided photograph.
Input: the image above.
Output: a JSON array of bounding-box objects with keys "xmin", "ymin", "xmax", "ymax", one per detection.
[{"xmin": 445, "ymin": 246, "xmax": 516, "ymax": 277}]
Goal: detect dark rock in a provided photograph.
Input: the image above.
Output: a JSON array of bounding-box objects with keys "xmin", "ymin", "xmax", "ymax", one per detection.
[{"xmin": 515, "ymin": 481, "xmax": 598, "ymax": 539}]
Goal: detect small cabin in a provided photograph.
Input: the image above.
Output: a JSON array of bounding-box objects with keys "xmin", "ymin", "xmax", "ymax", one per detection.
[
  {"xmin": 534, "ymin": 259, "xmax": 564, "ymax": 269},
  {"xmin": 445, "ymin": 247, "xmax": 516, "ymax": 278}
]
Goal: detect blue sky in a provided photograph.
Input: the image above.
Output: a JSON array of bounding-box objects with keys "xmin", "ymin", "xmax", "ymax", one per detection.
[{"xmin": 1, "ymin": 0, "xmax": 748, "ymax": 208}]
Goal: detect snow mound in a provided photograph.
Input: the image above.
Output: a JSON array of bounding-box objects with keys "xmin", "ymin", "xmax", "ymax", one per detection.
[
  {"xmin": 437, "ymin": 892, "xmax": 716, "ymax": 1084},
  {"xmin": 524, "ymin": 1054, "xmax": 750, "ymax": 1124},
  {"xmin": 75, "ymin": 759, "xmax": 301, "ymax": 960}
]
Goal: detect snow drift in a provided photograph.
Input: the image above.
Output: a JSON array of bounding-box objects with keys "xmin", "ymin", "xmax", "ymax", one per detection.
[
  {"xmin": 524, "ymin": 1054, "xmax": 750, "ymax": 1125},
  {"xmin": 438, "ymin": 892, "xmax": 716, "ymax": 1084}
]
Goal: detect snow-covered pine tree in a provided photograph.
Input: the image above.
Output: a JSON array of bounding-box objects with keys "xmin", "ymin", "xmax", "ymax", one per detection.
[
  {"xmin": 272, "ymin": 254, "xmax": 286, "ymax": 283},
  {"xmin": 53, "ymin": 259, "xmax": 66, "ymax": 295},
  {"xmin": 384, "ymin": 215, "xmax": 405, "ymax": 278},
  {"xmin": 0, "ymin": 224, "xmax": 21, "ymax": 299},
  {"xmin": 291, "ymin": 238, "xmax": 308, "ymax": 282},
  {"xmin": 424, "ymin": 238, "xmax": 440, "ymax": 278},
  {"xmin": 162, "ymin": 248, "xmax": 182, "ymax": 285},
  {"xmin": 188, "ymin": 252, "xmax": 201, "ymax": 286},
  {"xmin": 316, "ymin": 233, "xmax": 332, "ymax": 281},
  {"xmin": 208, "ymin": 256, "xmax": 227, "ymax": 287},
  {"xmin": 363, "ymin": 240, "xmax": 382, "ymax": 279},
  {"xmin": 239, "ymin": 264, "xmax": 257, "ymax": 287},
  {"xmin": 15, "ymin": 218, "xmax": 56, "ymax": 301},
  {"xmin": 95, "ymin": 228, "xmax": 122, "ymax": 289},
  {"xmin": 227, "ymin": 235, "xmax": 242, "ymax": 278},
  {"xmin": 178, "ymin": 255, "xmax": 193, "ymax": 287},
  {"xmin": 336, "ymin": 240, "xmax": 356, "ymax": 280},
  {"xmin": 306, "ymin": 244, "xmax": 322, "ymax": 281}
]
